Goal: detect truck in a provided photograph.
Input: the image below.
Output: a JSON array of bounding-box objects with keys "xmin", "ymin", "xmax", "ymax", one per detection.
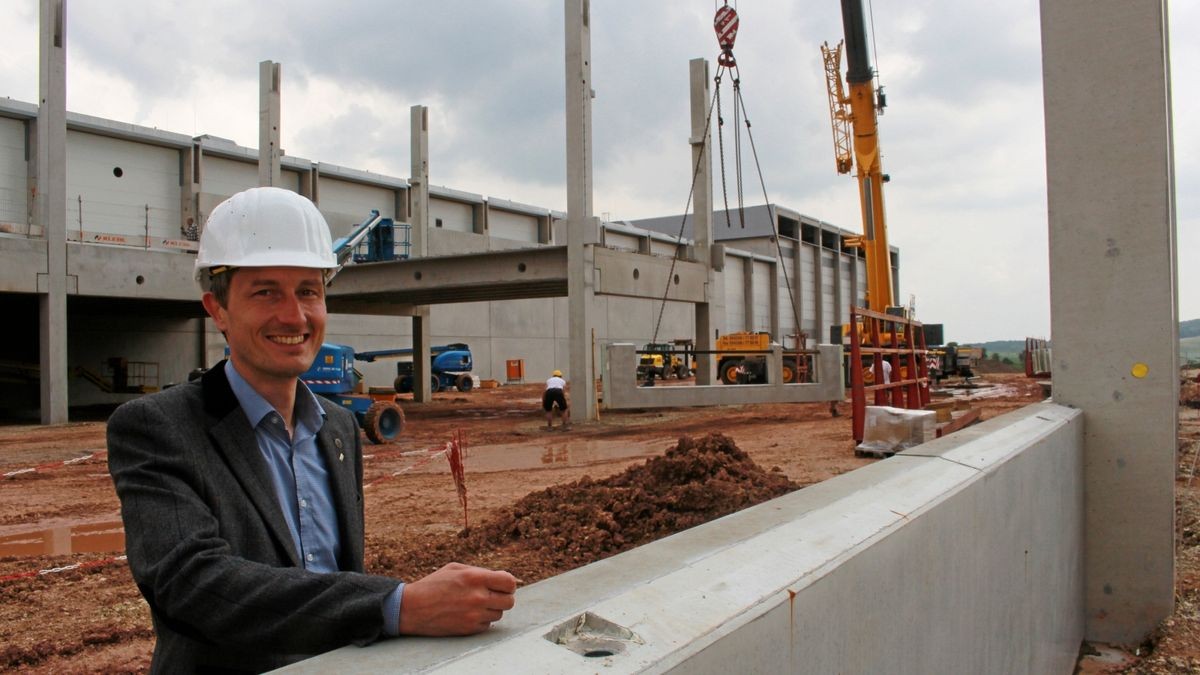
[
  {"xmin": 366, "ymin": 343, "xmax": 475, "ymax": 394},
  {"xmin": 715, "ymin": 332, "xmax": 810, "ymax": 385},
  {"xmin": 637, "ymin": 339, "xmax": 694, "ymax": 380}
]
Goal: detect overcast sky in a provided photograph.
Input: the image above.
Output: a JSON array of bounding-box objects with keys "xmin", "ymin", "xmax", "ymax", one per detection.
[{"xmin": 1, "ymin": 1, "xmax": 1194, "ymax": 343}]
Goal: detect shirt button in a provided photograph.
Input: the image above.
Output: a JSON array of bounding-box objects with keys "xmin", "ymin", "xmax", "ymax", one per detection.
[
  {"xmin": 306, "ymin": 553, "xmax": 313, "ymax": 562},
  {"xmin": 300, "ymin": 499, "xmax": 308, "ymax": 508}
]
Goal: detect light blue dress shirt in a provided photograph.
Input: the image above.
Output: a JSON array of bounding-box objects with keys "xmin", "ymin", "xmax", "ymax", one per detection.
[{"xmin": 224, "ymin": 361, "xmax": 403, "ymax": 635}]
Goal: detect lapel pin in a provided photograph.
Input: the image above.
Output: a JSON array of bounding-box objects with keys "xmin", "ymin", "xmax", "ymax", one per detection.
[
  {"xmin": 339, "ymin": 452, "xmax": 345, "ymax": 462},
  {"xmin": 334, "ymin": 438, "xmax": 343, "ymax": 449}
]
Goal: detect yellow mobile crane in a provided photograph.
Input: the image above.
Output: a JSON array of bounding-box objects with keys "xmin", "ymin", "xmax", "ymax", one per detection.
[
  {"xmin": 822, "ymin": 0, "xmax": 893, "ymax": 314},
  {"xmin": 822, "ymin": 2, "xmax": 939, "ymax": 439}
]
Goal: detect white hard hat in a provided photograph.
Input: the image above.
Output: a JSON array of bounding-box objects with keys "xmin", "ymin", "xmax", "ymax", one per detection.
[{"xmin": 194, "ymin": 187, "xmax": 336, "ymax": 284}]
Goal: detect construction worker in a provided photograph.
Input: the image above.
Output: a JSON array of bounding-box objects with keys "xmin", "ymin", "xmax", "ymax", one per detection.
[
  {"xmin": 106, "ymin": 187, "xmax": 516, "ymax": 672},
  {"xmin": 544, "ymin": 369, "xmax": 570, "ymax": 430}
]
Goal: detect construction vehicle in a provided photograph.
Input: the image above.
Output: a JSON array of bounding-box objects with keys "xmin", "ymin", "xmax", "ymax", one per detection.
[
  {"xmin": 330, "ymin": 210, "xmax": 411, "ymax": 274},
  {"xmin": 637, "ymin": 339, "xmax": 695, "ymax": 380},
  {"xmin": 822, "ymin": 0, "xmax": 894, "ymax": 317},
  {"xmin": 378, "ymin": 343, "xmax": 475, "ymax": 394},
  {"xmin": 715, "ymin": 332, "xmax": 810, "ymax": 385},
  {"xmin": 302, "ymin": 344, "xmax": 405, "ymax": 445}
]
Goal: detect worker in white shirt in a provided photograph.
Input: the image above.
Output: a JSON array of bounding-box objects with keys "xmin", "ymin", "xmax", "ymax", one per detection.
[{"xmin": 543, "ymin": 369, "xmax": 570, "ymax": 430}]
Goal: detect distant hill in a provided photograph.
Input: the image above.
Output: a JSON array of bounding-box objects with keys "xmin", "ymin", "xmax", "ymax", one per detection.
[{"xmin": 960, "ymin": 319, "xmax": 1200, "ymax": 364}]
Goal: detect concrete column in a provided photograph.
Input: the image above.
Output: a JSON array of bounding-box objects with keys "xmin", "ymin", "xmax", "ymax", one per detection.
[
  {"xmin": 410, "ymin": 105, "xmax": 430, "ymax": 258},
  {"xmin": 815, "ymin": 238, "xmax": 826, "ymax": 342},
  {"xmin": 180, "ymin": 143, "xmax": 200, "ymax": 241},
  {"xmin": 690, "ymin": 58, "xmax": 720, "ymax": 384},
  {"xmin": 258, "ymin": 61, "xmax": 281, "ymax": 187},
  {"xmin": 792, "ymin": 242, "xmax": 805, "ymax": 339},
  {"xmin": 409, "ymin": 106, "xmax": 432, "ymax": 402},
  {"xmin": 1041, "ymin": 0, "xmax": 1176, "ymax": 643},
  {"xmin": 769, "ymin": 255, "xmax": 779, "ymax": 339},
  {"xmin": 37, "ymin": 0, "xmax": 68, "ymax": 424},
  {"xmin": 412, "ymin": 308, "xmax": 431, "ymax": 402},
  {"xmin": 742, "ymin": 257, "xmax": 754, "ymax": 331},
  {"xmin": 564, "ymin": 0, "xmax": 598, "ymax": 420}
]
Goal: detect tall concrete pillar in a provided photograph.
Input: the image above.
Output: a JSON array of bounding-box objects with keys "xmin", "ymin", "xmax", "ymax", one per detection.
[
  {"xmin": 564, "ymin": 0, "xmax": 598, "ymax": 420},
  {"xmin": 1041, "ymin": 0, "xmax": 1176, "ymax": 643},
  {"xmin": 742, "ymin": 257, "xmax": 754, "ymax": 331},
  {"xmin": 258, "ymin": 61, "xmax": 281, "ymax": 187},
  {"xmin": 689, "ymin": 58, "xmax": 721, "ymax": 384},
  {"xmin": 409, "ymin": 106, "xmax": 432, "ymax": 402},
  {"xmin": 37, "ymin": 0, "xmax": 69, "ymax": 424}
]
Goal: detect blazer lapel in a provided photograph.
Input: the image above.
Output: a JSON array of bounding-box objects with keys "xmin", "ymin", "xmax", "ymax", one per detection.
[{"xmin": 202, "ymin": 363, "xmax": 303, "ymax": 568}]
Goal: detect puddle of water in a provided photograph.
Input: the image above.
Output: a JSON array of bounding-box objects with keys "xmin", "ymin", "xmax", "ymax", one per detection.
[
  {"xmin": 0, "ymin": 520, "xmax": 125, "ymax": 557},
  {"xmin": 408, "ymin": 437, "xmax": 674, "ymax": 474}
]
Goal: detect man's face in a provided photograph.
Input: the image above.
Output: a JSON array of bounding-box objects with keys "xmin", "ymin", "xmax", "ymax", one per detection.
[{"xmin": 201, "ymin": 266, "xmax": 327, "ymax": 390}]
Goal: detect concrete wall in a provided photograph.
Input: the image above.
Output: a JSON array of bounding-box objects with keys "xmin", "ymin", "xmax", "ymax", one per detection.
[{"xmin": 288, "ymin": 403, "xmax": 1085, "ymax": 674}]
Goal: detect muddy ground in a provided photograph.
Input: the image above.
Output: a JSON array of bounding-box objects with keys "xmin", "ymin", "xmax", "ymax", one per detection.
[{"xmin": 0, "ymin": 371, "xmax": 1193, "ymax": 673}]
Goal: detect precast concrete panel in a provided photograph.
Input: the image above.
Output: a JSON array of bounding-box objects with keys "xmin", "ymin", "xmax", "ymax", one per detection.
[
  {"xmin": 0, "ymin": 117, "xmax": 27, "ymax": 228},
  {"xmin": 778, "ymin": 265, "xmax": 797, "ymax": 337},
  {"xmin": 838, "ymin": 256, "xmax": 854, "ymax": 325},
  {"xmin": 200, "ymin": 156, "xmax": 258, "ymax": 202},
  {"xmin": 491, "ymin": 336, "xmax": 560, "ymax": 382},
  {"xmin": 800, "ymin": 245, "xmax": 817, "ymax": 328},
  {"xmin": 427, "ymin": 228, "xmax": 489, "ymax": 257},
  {"xmin": 602, "ymin": 231, "xmax": 641, "ymax": 253},
  {"xmin": 0, "ymin": 238, "xmax": 46, "ymax": 292},
  {"xmin": 317, "ymin": 178, "xmax": 395, "ymax": 236},
  {"xmin": 724, "ymin": 256, "xmax": 745, "ymax": 331},
  {"xmin": 648, "ymin": 239, "xmax": 679, "ymax": 258},
  {"xmin": 821, "ymin": 251, "xmax": 837, "ymax": 334},
  {"xmin": 65, "ymin": 132, "xmax": 180, "ymax": 241},
  {"xmin": 431, "ymin": 301, "xmax": 494, "ymax": 338},
  {"xmin": 487, "ymin": 297, "xmax": 558, "ymax": 338},
  {"xmin": 430, "ymin": 198, "xmax": 474, "ymax": 233},
  {"xmin": 488, "ymin": 210, "xmax": 539, "ymax": 243},
  {"xmin": 751, "ymin": 259, "xmax": 772, "ymax": 333}
]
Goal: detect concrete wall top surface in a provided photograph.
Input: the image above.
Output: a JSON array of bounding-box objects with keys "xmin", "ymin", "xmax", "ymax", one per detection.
[{"xmin": 284, "ymin": 402, "xmax": 1083, "ymax": 674}]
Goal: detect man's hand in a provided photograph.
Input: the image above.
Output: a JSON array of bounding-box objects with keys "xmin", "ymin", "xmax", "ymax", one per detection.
[{"xmin": 398, "ymin": 562, "xmax": 518, "ymax": 636}]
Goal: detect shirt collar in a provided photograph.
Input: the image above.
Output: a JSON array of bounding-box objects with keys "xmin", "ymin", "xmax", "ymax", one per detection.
[{"xmin": 224, "ymin": 360, "xmax": 326, "ymax": 431}]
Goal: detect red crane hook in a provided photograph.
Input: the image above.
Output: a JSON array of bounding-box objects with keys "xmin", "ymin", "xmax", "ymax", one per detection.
[{"xmin": 714, "ymin": 4, "xmax": 739, "ymax": 68}]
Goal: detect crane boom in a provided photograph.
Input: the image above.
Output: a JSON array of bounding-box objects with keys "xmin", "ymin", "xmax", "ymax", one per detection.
[{"xmin": 824, "ymin": 0, "xmax": 894, "ymax": 314}]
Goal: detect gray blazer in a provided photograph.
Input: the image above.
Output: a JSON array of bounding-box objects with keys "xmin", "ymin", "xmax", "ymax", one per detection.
[{"xmin": 107, "ymin": 362, "xmax": 398, "ymax": 673}]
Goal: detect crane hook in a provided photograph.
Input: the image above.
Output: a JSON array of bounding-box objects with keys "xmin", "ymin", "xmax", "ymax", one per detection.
[{"xmin": 714, "ymin": 4, "xmax": 739, "ymax": 68}]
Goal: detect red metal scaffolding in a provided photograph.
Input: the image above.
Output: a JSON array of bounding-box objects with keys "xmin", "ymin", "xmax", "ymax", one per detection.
[{"xmin": 849, "ymin": 307, "xmax": 932, "ymax": 443}]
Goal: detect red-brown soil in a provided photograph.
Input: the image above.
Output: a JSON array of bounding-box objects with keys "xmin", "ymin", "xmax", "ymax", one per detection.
[{"xmin": 4, "ymin": 372, "xmax": 1189, "ymax": 673}]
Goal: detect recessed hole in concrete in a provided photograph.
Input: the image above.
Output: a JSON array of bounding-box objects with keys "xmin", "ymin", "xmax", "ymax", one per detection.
[
  {"xmin": 518, "ymin": 263, "xmax": 527, "ymax": 272},
  {"xmin": 414, "ymin": 271, "xmax": 423, "ymax": 280},
  {"xmin": 633, "ymin": 269, "xmax": 640, "ymax": 280},
  {"xmin": 674, "ymin": 274, "xmax": 680, "ymax": 285},
  {"xmin": 112, "ymin": 167, "xmax": 123, "ymax": 178},
  {"xmin": 135, "ymin": 275, "xmax": 145, "ymax": 285},
  {"xmin": 544, "ymin": 611, "xmax": 642, "ymax": 659}
]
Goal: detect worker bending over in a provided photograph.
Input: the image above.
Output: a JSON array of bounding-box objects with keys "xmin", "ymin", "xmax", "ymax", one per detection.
[
  {"xmin": 107, "ymin": 187, "xmax": 516, "ymax": 672},
  {"xmin": 543, "ymin": 369, "xmax": 570, "ymax": 430}
]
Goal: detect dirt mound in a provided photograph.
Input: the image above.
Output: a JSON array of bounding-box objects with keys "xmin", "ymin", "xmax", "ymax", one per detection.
[{"xmin": 368, "ymin": 433, "xmax": 800, "ymax": 583}]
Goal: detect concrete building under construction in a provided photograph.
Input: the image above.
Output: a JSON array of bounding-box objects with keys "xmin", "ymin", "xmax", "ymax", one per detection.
[{"xmin": 0, "ymin": 96, "xmax": 888, "ymax": 417}]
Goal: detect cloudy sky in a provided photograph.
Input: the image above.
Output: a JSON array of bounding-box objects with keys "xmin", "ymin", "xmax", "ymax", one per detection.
[{"xmin": 1, "ymin": 1, "xmax": 1194, "ymax": 343}]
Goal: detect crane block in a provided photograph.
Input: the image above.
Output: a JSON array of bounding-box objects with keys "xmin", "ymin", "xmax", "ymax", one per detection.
[{"xmin": 714, "ymin": 4, "xmax": 739, "ymax": 67}]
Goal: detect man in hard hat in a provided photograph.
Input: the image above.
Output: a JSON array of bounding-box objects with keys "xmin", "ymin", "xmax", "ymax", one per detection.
[
  {"xmin": 107, "ymin": 187, "xmax": 516, "ymax": 672},
  {"xmin": 543, "ymin": 369, "xmax": 570, "ymax": 430}
]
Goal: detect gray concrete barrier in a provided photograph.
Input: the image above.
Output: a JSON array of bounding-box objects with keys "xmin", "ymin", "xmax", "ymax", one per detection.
[{"xmin": 283, "ymin": 402, "xmax": 1084, "ymax": 674}]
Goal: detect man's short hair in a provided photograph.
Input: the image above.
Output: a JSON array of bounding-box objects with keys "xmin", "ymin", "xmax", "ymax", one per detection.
[{"xmin": 205, "ymin": 269, "xmax": 235, "ymax": 307}]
